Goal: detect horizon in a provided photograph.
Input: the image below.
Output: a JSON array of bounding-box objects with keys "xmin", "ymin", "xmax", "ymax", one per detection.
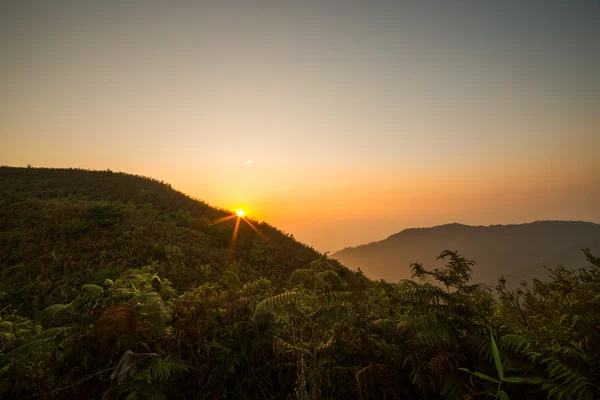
[
  {"xmin": 3, "ymin": 164, "xmax": 600, "ymax": 254},
  {"xmin": 2, "ymin": 1, "xmax": 600, "ymax": 252}
]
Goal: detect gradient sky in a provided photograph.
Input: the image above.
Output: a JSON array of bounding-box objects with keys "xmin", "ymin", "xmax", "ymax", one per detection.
[{"xmin": 1, "ymin": 1, "xmax": 599, "ymax": 252}]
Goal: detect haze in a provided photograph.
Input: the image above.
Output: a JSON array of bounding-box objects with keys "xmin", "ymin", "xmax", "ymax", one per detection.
[{"xmin": 1, "ymin": 1, "xmax": 599, "ymax": 252}]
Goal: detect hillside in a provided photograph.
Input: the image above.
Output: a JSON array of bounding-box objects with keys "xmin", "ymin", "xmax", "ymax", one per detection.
[
  {"xmin": 0, "ymin": 166, "xmax": 340, "ymax": 315},
  {"xmin": 1, "ymin": 167, "xmax": 600, "ymax": 399},
  {"xmin": 333, "ymin": 222, "xmax": 600, "ymax": 286}
]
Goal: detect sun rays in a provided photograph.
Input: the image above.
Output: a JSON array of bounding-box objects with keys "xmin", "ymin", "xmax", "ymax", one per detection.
[{"xmin": 208, "ymin": 209, "xmax": 268, "ymax": 251}]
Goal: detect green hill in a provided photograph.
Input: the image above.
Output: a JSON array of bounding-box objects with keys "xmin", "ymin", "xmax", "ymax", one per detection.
[
  {"xmin": 0, "ymin": 166, "xmax": 335, "ymax": 315},
  {"xmin": 1, "ymin": 167, "xmax": 599, "ymax": 400}
]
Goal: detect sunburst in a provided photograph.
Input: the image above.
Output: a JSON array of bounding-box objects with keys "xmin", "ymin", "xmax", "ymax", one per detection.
[{"xmin": 208, "ymin": 209, "xmax": 268, "ymax": 250}]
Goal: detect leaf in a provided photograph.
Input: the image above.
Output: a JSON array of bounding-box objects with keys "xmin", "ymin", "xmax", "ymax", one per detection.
[
  {"xmin": 458, "ymin": 368, "xmax": 500, "ymax": 384},
  {"xmin": 82, "ymin": 284, "xmax": 104, "ymax": 295},
  {"xmin": 148, "ymin": 355, "xmax": 188, "ymax": 381},
  {"xmin": 490, "ymin": 327, "xmax": 503, "ymax": 380},
  {"xmin": 316, "ymin": 270, "xmax": 342, "ymax": 284},
  {"xmin": 503, "ymin": 376, "xmax": 535, "ymax": 384},
  {"xmin": 151, "ymin": 273, "xmax": 162, "ymax": 283},
  {"xmin": 498, "ymin": 390, "xmax": 510, "ymax": 400},
  {"xmin": 35, "ymin": 303, "xmax": 71, "ymax": 322},
  {"xmin": 252, "ymin": 291, "xmax": 302, "ymax": 320},
  {"xmin": 289, "ymin": 269, "xmax": 314, "ymax": 286},
  {"xmin": 321, "ymin": 291, "xmax": 352, "ymax": 307}
]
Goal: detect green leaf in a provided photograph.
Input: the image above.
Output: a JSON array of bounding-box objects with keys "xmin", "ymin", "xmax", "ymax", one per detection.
[
  {"xmin": 289, "ymin": 269, "xmax": 314, "ymax": 286},
  {"xmin": 252, "ymin": 291, "xmax": 302, "ymax": 320},
  {"xmin": 503, "ymin": 376, "xmax": 534, "ymax": 384},
  {"xmin": 321, "ymin": 291, "xmax": 352, "ymax": 307},
  {"xmin": 490, "ymin": 327, "xmax": 503, "ymax": 380},
  {"xmin": 498, "ymin": 390, "xmax": 509, "ymax": 400},
  {"xmin": 458, "ymin": 368, "xmax": 500, "ymax": 384},
  {"xmin": 82, "ymin": 284, "xmax": 104, "ymax": 295}
]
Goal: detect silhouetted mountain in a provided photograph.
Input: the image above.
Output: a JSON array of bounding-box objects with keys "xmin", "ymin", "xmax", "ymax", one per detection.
[{"xmin": 333, "ymin": 221, "xmax": 600, "ymax": 287}]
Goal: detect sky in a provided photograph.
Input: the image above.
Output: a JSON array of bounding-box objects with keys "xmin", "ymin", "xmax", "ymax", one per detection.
[{"xmin": 1, "ymin": 0, "xmax": 599, "ymax": 252}]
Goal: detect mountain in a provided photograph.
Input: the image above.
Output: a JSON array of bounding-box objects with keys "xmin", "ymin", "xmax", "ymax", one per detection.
[
  {"xmin": 333, "ymin": 221, "xmax": 600, "ymax": 287},
  {"xmin": 0, "ymin": 166, "xmax": 349, "ymax": 316}
]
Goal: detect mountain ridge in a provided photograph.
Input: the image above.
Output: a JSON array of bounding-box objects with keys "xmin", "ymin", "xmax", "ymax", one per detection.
[{"xmin": 333, "ymin": 221, "xmax": 600, "ymax": 287}]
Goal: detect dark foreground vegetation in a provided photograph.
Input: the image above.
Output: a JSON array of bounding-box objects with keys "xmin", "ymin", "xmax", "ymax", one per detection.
[{"xmin": 1, "ymin": 167, "xmax": 599, "ymax": 399}]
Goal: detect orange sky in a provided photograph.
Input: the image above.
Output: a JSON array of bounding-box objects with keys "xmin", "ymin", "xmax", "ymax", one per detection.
[{"xmin": 1, "ymin": 1, "xmax": 599, "ymax": 252}]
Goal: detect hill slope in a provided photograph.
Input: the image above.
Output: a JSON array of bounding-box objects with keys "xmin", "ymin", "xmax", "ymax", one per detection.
[
  {"xmin": 1, "ymin": 167, "xmax": 600, "ymax": 399},
  {"xmin": 0, "ymin": 167, "xmax": 340, "ymax": 315},
  {"xmin": 333, "ymin": 221, "xmax": 600, "ymax": 286}
]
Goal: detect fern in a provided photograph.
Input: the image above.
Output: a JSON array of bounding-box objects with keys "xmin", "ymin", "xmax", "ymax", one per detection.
[
  {"xmin": 316, "ymin": 270, "xmax": 342, "ymax": 285},
  {"xmin": 289, "ymin": 269, "xmax": 315, "ymax": 286},
  {"xmin": 274, "ymin": 336, "xmax": 307, "ymax": 355},
  {"xmin": 499, "ymin": 334, "xmax": 531, "ymax": 354},
  {"xmin": 8, "ymin": 327, "xmax": 66, "ymax": 355},
  {"xmin": 252, "ymin": 291, "xmax": 302, "ymax": 320},
  {"xmin": 146, "ymin": 355, "xmax": 188, "ymax": 382},
  {"xmin": 311, "ymin": 305, "xmax": 347, "ymax": 325},
  {"xmin": 403, "ymin": 312, "xmax": 453, "ymax": 348},
  {"xmin": 370, "ymin": 318, "xmax": 396, "ymax": 334},
  {"xmin": 35, "ymin": 303, "xmax": 72, "ymax": 323},
  {"xmin": 321, "ymin": 291, "xmax": 351, "ymax": 307}
]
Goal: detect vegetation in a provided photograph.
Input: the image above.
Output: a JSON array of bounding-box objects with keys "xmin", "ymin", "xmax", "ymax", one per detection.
[{"xmin": 1, "ymin": 167, "xmax": 599, "ymax": 399}]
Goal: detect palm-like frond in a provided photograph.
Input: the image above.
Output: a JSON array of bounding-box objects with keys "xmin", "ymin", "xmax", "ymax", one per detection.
[
  {"xmin": 321, "ymin": 291, "xmax": 351, "ymax": 307},
  {"xmin": 8, "ymin": 327, "xmax": 66, "ymax": 354},
  {"xmin": 289, "ymin": 269, "xmax": 315, "ymax": 286},
  {"xmin": 34, "ymin": 304, "xmax": 72, "ymax": 323},
  {"xmin": 252, "ymin": 291, "xmax": 303, "ymax": 321},
  {"xmin": 146, "ymin": 355, "xmax": 188, "ymax": 382}
]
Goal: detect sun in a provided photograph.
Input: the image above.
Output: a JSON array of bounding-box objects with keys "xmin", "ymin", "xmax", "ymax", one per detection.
[{"xmin": 236, "ymin": 209, "xmax": 246, "ymax": 217}]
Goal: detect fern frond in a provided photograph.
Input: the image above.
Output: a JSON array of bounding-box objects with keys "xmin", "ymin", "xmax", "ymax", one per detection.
[
  {"xmin": 317, "ymin": 337, "xmax": 335, "ymax": 351},
  {"xmin": 311, "ymin": 305, "xmax": 347, "ymax": 325},
  {"xmin": 321, "ymin": 291, "xmax": 351, "ymax": 307},
  {"xmin": 252, "ymin": 291, "xmax": 302, "ymax": 320},
  {"xmin": 316, "ymin": 270, "xmax": 342, "ymax": 284},
  {"xmin": 147, "ymin": 355, "xmax": 188, "ymax": 382},
  {"xmin": 35, "ymin": 304, "xmax": 72, "ymax": 323},
  {"xmin": 9, "ymin": 327, "xmax": 65, "ymax": 354},
  {"xmin": 500, "ymin": 334, "xmax": 594, "ymax": 399},
  {"xmin": 125, "ymin": 391, "xmax": 139, "ymax": 400},
  {"xmin": 289, "ymin": 269, "xmax": 314, "ymax": 286},
  {"xmin": 309, "ymin": 253, "xmax": 335, "ymax": 270},
  {"xmin": 500, "ymin": 334, "xmax": 530, "ymax": 354},
  {"xmin": 539, "ymin": 359, "xmax": 593, "ymax": 400},
  {"xmin": 370, "ymin": 318, "xmax": 396, "ymax": 334},
  {"xmin": 273, "ymin": 336, "xmax": 308, "ymax": 356},
  {"xmin": 403, "ymin": 313, "xmax": 453, "ymax": 348}
]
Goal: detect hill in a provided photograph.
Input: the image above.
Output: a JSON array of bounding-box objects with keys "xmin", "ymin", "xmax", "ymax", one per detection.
[
  {"xmin": 333, "ymin": 221, "xmax": 600, "ymax": 286},
  {"xmin": 1, "ymin": 167, "xmax": 600, "ymax": 399},
  {"xmin": 0, "ymin": 166, "xmax": 341, "ymax": 315}
]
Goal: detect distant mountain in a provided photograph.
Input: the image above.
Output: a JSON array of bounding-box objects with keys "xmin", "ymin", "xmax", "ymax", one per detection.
[{"xmin": 333, "ymin": 221, "xmax": 600, "ymax": 287}]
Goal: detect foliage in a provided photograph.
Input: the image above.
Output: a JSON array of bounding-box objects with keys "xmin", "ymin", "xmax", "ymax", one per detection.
[{"xmin": 0, "ymin": 167, "xmax": 599, "ymax": 399}]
